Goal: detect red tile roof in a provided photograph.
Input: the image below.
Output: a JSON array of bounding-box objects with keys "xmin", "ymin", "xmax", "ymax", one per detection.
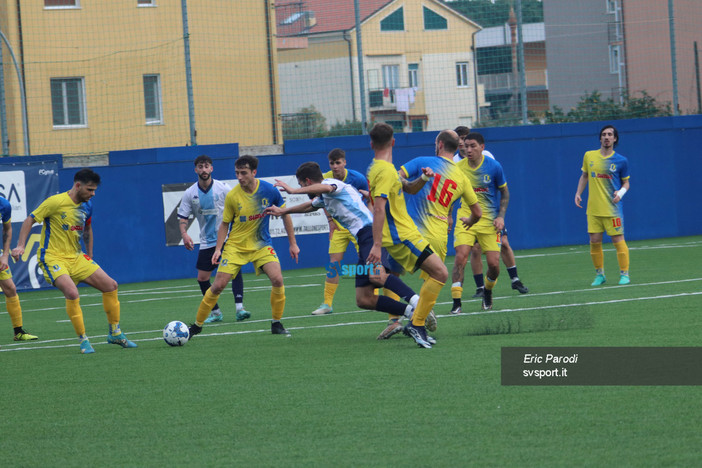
[{"xmin": 276, "ymin": 0, "xmax": 394, "ymax": 34}]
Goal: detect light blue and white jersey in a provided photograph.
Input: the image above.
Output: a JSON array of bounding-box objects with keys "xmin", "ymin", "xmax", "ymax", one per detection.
[
  {"xmin": 311, "ymin": 179, "xmax": 372, "ymax": 237},
  {"xmin": 178, "ymin": 179, "xmax": 231, "ymax": 249}
]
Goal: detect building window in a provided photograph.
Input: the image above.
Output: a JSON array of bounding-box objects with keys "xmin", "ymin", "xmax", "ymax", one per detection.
[
  {"xmin": 408, "ymin": 63, "xmax": 419, "ymax": 88},
  {"xmin": 456, "ymin": 62, "xmax": 469, "ymax": 87},
  {"xmin": 143, "ymin": 74, "xmax": 163, "ymax": 124},
  {"xmin": 385, "ymin": 120, "xmax": 405, "ymax": 132},
  {"xmin": 609, "ymin": 45, "xmax": 620, "ymax": 74},
  {"xmin": 50, "ymin": 78, "xmax": 86, "ymax": 127},
  {"xmin": 382, "ymin": 65, "xmax": 400, "ymax": 102},
  {"xmin": 45, "ymin": 0, "xmax": 79, "ymax": 7},
  {"xmin": 411, "ymin": 119, "xmax": 424, "ymax": 132},
  {"xmin": 380, "ymin": 7, "xmax": 404, "ymax": 32},
  {"xmin": 423, "ymin": 7, "xmax": 447, "ymax": 30},
  {"xmin": 138, "ymin": 0, "xmax": 155, "ymax": 6}
]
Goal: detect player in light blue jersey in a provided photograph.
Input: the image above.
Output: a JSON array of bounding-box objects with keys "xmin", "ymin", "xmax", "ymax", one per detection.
[
  {"xmin": 312, "ymin": 148, "xmax": 371, "ymax": 316},
  {"xmin": 178, "ymin": 155, "xmax": 249, "ymax": 323},
  {"xmin": 267, "ymin": 162, "xmax": 421, "ymax": 332}
]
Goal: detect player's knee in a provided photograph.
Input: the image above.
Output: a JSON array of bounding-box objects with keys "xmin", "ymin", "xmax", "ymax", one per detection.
[
  {"xmin": 355, "ymin": 294, "xmax": 374, "ymax": 310},
  {"xmin": 270, "ymin": 277, "xmax": 284, "ymax": 288}
]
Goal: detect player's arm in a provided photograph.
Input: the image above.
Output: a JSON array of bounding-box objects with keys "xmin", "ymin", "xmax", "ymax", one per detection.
[
  {"xmin": 1, "ymin": 221, "xmax": 11, "ymax": 271},
  {"xmin": 274, "ymin": 180, "xmax": 333, "ymax": 196},
  {"xmin": 399, "ymin": 167, "xmax": 434, "ymax": 195},
  {"xmin": 459, "ymin": 202, "xmax": 482, "ymax": 230},
  {"xmin": 179, "ymin": 216, "xmax": 194, "ymax": 251},
  {"xmin": 10, "ymin": 216, "xmax": 37, "ymax": 261},
  {"xmin": 368, "ymin": 196, "xmax": 387, "ymax": 265},
  {"xmin": 264, "ymin": 201, "xmax": 316, "ymax": 217},
  {"xmin": 494, "ymin": 185, "xmax": 509, "ymax": 232},
  {"xmin": 211, "ymin": 222, "xmax": 229, "ymax": 265},
  {"xmin": 612, "ymin": 178, "xmax": 630, "ymax": 204},
  {"xmin": 281, "ymin": 213, "xmax": 300, "ymax": 263},
  {"xmin": 575, "ymin": 171, "xmax": 588, "ymax": 208},
  {"xmin": 83, "ymin": 222, "xmax": 94, "ymax": 258}
]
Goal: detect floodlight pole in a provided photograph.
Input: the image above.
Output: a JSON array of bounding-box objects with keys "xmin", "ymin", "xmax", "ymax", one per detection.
[
  {"xmin": 0, "ymin": 28, "xmax": 30, "ymax": 156},
  {"xmin": 668, "ymin": 0, "xmax": 679, "ymax": 116},
  {"xmin": 181, "ymin": 0, "xmax": 197, "ymax": 145},
  {"xmin": 354, "ymin": 0, "xmax": 368, "ymax": 134}
]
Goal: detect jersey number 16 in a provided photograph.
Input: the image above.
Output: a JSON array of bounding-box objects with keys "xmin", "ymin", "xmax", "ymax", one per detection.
[{"xmin": 427, "ymin": 175, "xmax": 457, "ymax": 208}]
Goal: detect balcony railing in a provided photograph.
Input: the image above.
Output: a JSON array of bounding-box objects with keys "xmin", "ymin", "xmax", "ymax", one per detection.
[{"xmin": 478, "ymin": 70, "xmax": 548, "ymax": 91}]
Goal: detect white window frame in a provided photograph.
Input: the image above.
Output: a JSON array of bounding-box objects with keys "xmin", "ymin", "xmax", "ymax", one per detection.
[
  {"xmin": 456, "ymin": 62, "xmax": 470, "ymax": 88},
  {"xmin": 138, "ymin": 0, "xmax": 156, "ymax": 6},
  {"xmin": 51, "ymin": 77, "xmax": 87, "ymax": 128},
  {"xmin": 44, "ymin": 0, "xmax": 80, "ymax": 9},
  {"xmin": 609, "ymin": 45, "xmax": 621, "ymax": 74},
  {"xmin": 143, "ymin": 74, "xmax": 163, "ymax": 125},
  {"xmin": 408, "ymin": 63, "xmax": 419, "ymax": 88}
]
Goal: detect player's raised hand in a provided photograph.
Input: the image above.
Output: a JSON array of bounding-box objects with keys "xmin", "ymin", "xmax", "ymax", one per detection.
[
  {"xmin": 421, "ymin": 167, "xmax": 435, "ymax": 179},
  {"xmin": 274, "ymin": 179, "xmax": 294, "ymax": 193}
]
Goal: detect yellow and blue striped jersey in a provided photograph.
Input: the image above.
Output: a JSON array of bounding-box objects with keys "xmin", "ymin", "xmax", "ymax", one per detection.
[
  {"xmin": 31, "ymin": 192, "xmax": 92, "ymax": 257},
  {"xmin": 456, "ymin": 154, "xmax": 507, "ymax": 226},
  {"xmin": 401, "ymin": 156, "xmax": 477, "ymax": 239},
  {"xmin": 367, "ymin": 159, "xmax": 421, "ymax": 247},
  {"xmin": 582, "ymin": 150, "xmax": 630, "ymax": 217},
  {"xmin": 222, "ymin": 179, "xmax": 285, "ymax": 253}
]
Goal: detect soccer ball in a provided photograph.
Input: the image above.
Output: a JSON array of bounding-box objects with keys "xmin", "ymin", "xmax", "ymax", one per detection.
[{"xmin": 163, "ymin": 321, "xmax": 190, "ymax": 346}]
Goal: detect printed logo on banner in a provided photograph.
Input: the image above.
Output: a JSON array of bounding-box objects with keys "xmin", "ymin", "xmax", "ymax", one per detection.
[{"xmin": 0, "ymin": 171, "xmax": 27, "ymax": 219}]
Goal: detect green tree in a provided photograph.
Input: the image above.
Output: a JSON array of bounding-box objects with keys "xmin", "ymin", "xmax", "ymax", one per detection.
[
  {"xmin": 282, "ymin": 106, "xmax": 327, "ymax": 140},
  {"xmin": 328, "ymin": 120, "xmax": 364, "ymax": 137},
  {"xmin": 539, "ymin": 91, "xmax": 672, "ymax": 124}
]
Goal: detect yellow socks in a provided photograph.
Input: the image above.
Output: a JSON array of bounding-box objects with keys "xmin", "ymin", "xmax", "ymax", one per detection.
[
  {"xmin": 5, "ymin": 294, "xmax": 22, "ymax": 328},
  {"xmin": 412, "ymin": 277, "xmax": 444, "ymax": 326},
  {"xmin": 451, "ymin": 284, "xmax": 463, "ymax": 300},
  {"xmin": 66, "ymin": 298, "xmax": 86, "ymax": 337},
  {"xmin": 102, "ymin": 290, "xmax": 120, "ymax": 331},
  {"xmin": 590, "ymin": 242, "xmax": 604, "ymax": 273},
  {"xmin": 323, "ymin": 280, "xmax": 338, "ymax": 307},
  {"xmin": 271, "ymin": 286, "xmax": 286, "ymax": 321},
  {"xmin": 614, "ymin": 239, "xmax": 629, "ymax": 274},
  {"xmin": 485, "ymin": 276, "xmax": 497, "ymax": 291},
  {"xmin": 196, "ymin": 288, "xmax": 221, "ymax": 325}
]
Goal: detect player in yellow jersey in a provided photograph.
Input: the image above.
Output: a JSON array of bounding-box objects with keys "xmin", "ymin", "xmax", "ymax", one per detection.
[
  {"xmin": 575, "ymin": 124, "xmax": 631, "ymax": 286},
  {"xmin": 0, "ymin": 196, "xmax": 38, "ymax": 342},
  {"xmin": 452, "ymin": 132, "xmax": 509, "ymax": 311},
  {"xmin": 11, "ymin": 169, "xmax": 136, "ymax": 354},
  {"xmin": 366, "ymin": 123, "xmax": 449, "ymax": 349},
  {"xmin": 188, "ymin": 156, "xmax": 300, "ymax": 338}
]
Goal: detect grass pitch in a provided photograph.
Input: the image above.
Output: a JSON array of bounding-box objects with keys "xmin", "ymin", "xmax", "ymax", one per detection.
[{"xmin": 1, "ymin": 236, "xmax": 701, "ymax": 467}]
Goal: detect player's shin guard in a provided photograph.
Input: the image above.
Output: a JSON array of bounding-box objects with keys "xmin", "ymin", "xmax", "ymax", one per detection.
[
  {"xmin": 451, "ymin": 284, "xmax": 463, "ymax": 300},
  {"xmin": 614, "ymin": 239, "xmax": 630, "ymax": 275},
  {"xmin": 66, "ymin": 298, "xmax": 86, "ymax": 337},
  {"xmin": 271, "ymin": 286, "xmax": 285, "ymax": 321},
  {"xmin": 102, "ymin": 290, "xmax": 120, "ymax": 331},
  {"xmin": 590, "ymin": 242, "xmax": 604, "ymax": 272},
  {"xmin": 5, "ymin": 294, "xmax": 22, "ymax": 328},
  {"xmin": 196, "ymin": 289, "xmax": 221, "ymax": 325},
  {"xmin": 485, "ymin": 276, "xmax": 497, "ymax": 290},
  {"xmin": 323, "ymin": 280, "xmax": 338, "ymax": 307},
  {"xmin": 411, "ymin": 277, "xmax": 444, "ymax": 327}
]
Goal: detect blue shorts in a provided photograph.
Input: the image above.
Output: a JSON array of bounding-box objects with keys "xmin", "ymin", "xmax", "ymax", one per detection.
[{"xmin": 354, "ymin": 226, "xmax": 398, "ymax": 288}]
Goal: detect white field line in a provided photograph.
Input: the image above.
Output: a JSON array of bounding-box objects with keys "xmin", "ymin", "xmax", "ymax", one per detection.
[{"xmin": 2, "ymin": 290, "xmax": 701, "ymax": 353}]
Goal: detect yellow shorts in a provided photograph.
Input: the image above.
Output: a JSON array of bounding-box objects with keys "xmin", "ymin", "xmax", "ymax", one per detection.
[
  {"xmin": 329, "ymin": 226, "xmax": 359, "ymax": 255},
  {"xmin": 385, "ymin": 234, "xmax": 431, "ymax": 274},
  {"xmin": 218, "ymin": 245, "xmax": 279, "ymax": 277},
  {"xmin": 0, "ymin": 265, "xmax": 12, "ymax": 281},
  {"xmin": 587, "ymin": 214, "xmax": 624, "ymax": 236},
  {"xmin": 40, "ymin": 252, "xmax": 100, "ymax": 285},
  {"xmin": 454, "ymin": 222, "xmax": 501, "ymax": 252},
  {"xmin": 424, "ymin": 234, "xmax": 447, "ymax": 262}
]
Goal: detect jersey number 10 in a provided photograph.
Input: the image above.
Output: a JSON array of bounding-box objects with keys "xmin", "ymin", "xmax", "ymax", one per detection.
[{"xmin": 427, "ymin": 175, "xmax": 457, "ymax": 208}]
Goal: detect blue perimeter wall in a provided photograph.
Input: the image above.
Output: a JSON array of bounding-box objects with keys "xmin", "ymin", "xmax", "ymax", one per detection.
[{"xmin": 44, "ymin": 115, "xmax": 701, "ymax": 286}]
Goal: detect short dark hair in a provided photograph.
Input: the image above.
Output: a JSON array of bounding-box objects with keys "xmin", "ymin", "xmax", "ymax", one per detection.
[
  {"xmin": 600, "ymin": 124, "xmax": 619, "ymax": 147},
  {"xmin": 74, "ymin": 168, "xmax": 100, "ymax": 185},
  {"xmin": 437, "ymin": 130, "xmax": 459, "ymax": 154},
  {"xmin": 369, "ymin": 123, "xmax": 394, "ymax": 148},
  {"xmin": 194, "ymin": 155, "xmax": 213, "ymax": 166},
  {"xmin": 328, "ymin": 148, "xmax": 346, "ymax": 162},
  {"xmin": 235, "ymin": 155, "xmax": 258, "ymax": 171},
  {"xmin": 454, "ymin": 126, "xmax": 471, "ymax": 138},
  {"xmin": 296, "ymin": 162, "xmax": 324, "ymax": 183},
  {"xmin": 464, "ymin": 132, "xmax": 485, "ymax": 146}
]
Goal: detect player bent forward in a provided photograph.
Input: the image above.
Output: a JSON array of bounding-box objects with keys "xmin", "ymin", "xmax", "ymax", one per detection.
[
  {"xmin": 188, "ymin": 156, "xmax": 300, "ymax": 339},
  {"xmin": 266, "ymin": 162, "xmax": 420, "ymax": 333},
  {"xmin": 11, "ymin": 169, "xmax": 136, "ymax": 354}
]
